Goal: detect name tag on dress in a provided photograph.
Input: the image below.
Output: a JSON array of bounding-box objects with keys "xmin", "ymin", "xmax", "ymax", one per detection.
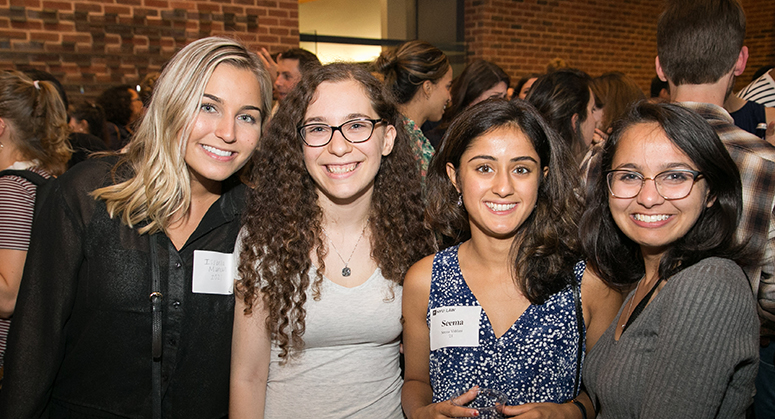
[
  {"xmin": 192, "ymin": 250, "xmax": 234, "ymax": 295},
  {"xmin": 430, "ymin": 305, "xmax": 482, "ymax": 351}
]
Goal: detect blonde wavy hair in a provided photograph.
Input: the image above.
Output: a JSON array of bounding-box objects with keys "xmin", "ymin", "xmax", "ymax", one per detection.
[
  {"xmin": 0, "ymin": 71, "xmax": 71, "ymax": 175},
  {"xmin": 93, "ymin": 36, "xmax": 272, "ymax": 234}
]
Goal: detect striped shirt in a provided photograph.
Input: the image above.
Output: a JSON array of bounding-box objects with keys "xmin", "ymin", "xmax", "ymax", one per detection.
[
  {"xmin": 738, "ymin": 71, "xmax": 775, "ymax": 108},
  {"xmin": 0, "ymin": 166, "xmax": 50, "ymax": 366},
  {"xmin": 682, "ymin": 102, "xmax": 775, "ymax": 337}
]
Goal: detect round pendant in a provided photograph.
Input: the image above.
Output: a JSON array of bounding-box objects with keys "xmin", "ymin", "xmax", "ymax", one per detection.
[{"xmin": 342, "ymin": 266, "xmax": 351, "ymax": 277}]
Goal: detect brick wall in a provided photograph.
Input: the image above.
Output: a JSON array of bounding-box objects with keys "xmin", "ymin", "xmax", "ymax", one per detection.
[
  {"xmin": 739, "ymin": 0, "xmax": 775, "ymax": 90},
  {"xmin": 465, "ymin": 0, "xmax": 775, "ymax": 94},
  {"xmin": 0, "ymin": 0, "xmax": 771, "ymax": 100},
  {"xmin": 0, "ymin": 0, "xmax": 299, "ymax": 101}
]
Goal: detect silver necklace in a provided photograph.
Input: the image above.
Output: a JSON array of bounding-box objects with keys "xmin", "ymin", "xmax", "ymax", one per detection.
[
  {"xmin": 322, "ymin": 221, "xmax": 368, "ymax": 277},
  {"xmin": 622, "ymin": 279, "xmax": 643, "ymax": 328}
]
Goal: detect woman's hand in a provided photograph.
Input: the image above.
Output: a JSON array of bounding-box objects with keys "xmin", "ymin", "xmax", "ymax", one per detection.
[
  {"xmin": 412, "ymin": 387, "xmax": 481, "ymax": 419},
  {"xmin": 257, "ymin": 47, "xmax": 278, "ymax": 83},
  {"xmin": 502, "ymin": 401, "xmax": 582, "ymax": 418}
]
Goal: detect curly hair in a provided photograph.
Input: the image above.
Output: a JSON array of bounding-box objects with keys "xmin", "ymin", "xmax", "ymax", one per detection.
[
  {"xmin": 580, "ymin": 102, "xmax": 748, "ymax": 290},
  {"xmin": 373, "ymin": 40, "xmax": 450, "ymax": 105},
  {"xmin": 237, "ymin": 63, "xmax": 434, "ymax": 361},
  {"xmin": 426, "ymin": 99, "xmax": 583, "ymax": 304},
  {"xmin": 0, "ymin": 71, "xmax": 71, "ymax": 175}
]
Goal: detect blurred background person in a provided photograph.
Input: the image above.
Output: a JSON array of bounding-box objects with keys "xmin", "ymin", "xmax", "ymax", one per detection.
[
  {"xmin": 515, "ymin": 73, "xmax": 542, "ymax": 100},
  {"xmin": 737, "ymin": 65, "xmax": 774, "ymax": 108},
  {"xmin": 424, "ymin": 59, "xmax": 510, "ymax": 148},
  {"xmin": 67, "ymin": 101, "xmax": 110, "ymax": 167},
  {"xmin": 527, "ymin": 68, "xmax": 601, "ymax": 162},
  {"xmin": 97, "ymin": 84, "xmax": 144, "ymax": 150},
  {"xmin": 594, "ymin": 71, "xmax": 647, "ymax": 140},
  {"xmin": 0, "ymin": 70, "xmax": 71, "ymax": 382},
  {"xmin": 24, "ymin": 70, "xmax": 108, "ymax": 168},
  {"xmin": 273, "ymin": 48, "xmax": 321, "ymax": 109},
  {"xmin": 138, "ymin": 72, "xmax": 161, "ymax": 108},
  {"xmin": 375, "ymin": 40, "xmax": 452, "ymax": 179}
]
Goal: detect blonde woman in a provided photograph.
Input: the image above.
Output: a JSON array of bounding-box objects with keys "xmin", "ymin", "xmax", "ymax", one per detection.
[{"xmin": 0, "ymin": 37, "xmax": 271, "ymax": 418}]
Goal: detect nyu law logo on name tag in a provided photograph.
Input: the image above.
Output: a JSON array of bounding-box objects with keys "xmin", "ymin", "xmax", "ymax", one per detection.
[{"xmin": 430, "ymin": 305, "xmax": 482, "ymax": 351}]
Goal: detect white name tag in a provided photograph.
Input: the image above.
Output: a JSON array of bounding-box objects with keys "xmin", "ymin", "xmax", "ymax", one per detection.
[
  {"xmin": 192, "ymin": 250, "xmax": 234, "ymax": 295},
  {"xmin": 430, "ymin": 305, "xmax": 482, "ymax": 351}
]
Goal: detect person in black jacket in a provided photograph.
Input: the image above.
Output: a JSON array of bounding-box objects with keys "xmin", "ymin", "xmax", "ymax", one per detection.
[{"xmin": 0, "ymin": 36, "xmax": 272, "ymax": 418}]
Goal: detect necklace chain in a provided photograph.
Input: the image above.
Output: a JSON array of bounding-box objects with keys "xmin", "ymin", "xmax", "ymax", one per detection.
[
  {"xmin": 622, "ymin": 278, "xmax": 644, "ymax": 328},
  {"xmin": 322, "ymin": 220, "xmax": 368, "ymax": 277}
]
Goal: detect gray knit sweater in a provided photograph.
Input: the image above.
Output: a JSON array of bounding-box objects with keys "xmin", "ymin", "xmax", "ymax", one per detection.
[{"xmin": 584, "ymin": 257, "xmax": 759, "ymax": 418}]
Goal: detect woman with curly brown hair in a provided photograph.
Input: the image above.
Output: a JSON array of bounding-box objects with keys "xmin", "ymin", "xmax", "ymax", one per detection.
[
  {"xmin": 230, "ymin": 63, "xmax": 434, "ymax": 418},
  {"xmin": 402, "ymin": 99, "xmax": 621, "ymax": 418}
]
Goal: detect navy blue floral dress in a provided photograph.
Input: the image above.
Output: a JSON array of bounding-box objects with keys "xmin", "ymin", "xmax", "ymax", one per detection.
[{"xmin": 427, "ymin": 244, "xmax": 585, "ymax": 405}]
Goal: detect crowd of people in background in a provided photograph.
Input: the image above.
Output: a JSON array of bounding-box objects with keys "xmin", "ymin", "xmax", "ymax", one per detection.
[{"xmin": 0, "ymin": 0, "xmax": 773, "ymax": 418}]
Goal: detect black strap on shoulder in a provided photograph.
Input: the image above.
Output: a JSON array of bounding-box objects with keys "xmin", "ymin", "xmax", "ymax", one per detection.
[
  {"xmin": 572, "ymin": 274, "xmax": 584, "ymax": 398},
  {"xmin": 0, "ymin": 169, "xmax": 47, "ymax": 186},
  {"xmin": 149, "ymin": 234, "xmax": 163, "ymax": 419},
  {"xmin": 622, "ymin": 277, "xmax": 664, "ymax": 333}
]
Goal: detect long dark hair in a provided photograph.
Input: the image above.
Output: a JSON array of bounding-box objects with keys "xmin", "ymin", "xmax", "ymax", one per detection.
[
  {"xmin": 434, "ymin": 60, "xmax": 510, "ymax": 135},
  {"xmin": 580, "ymin": 102, "xmax": 747, "ymax": 289},
  {"xmin": 237, "ymin": 63, "xmax": 434, "ymax": 361},
  {"xmin": 526, "ymin": 68, "xmax": 594, "ymax": 160},
  {"xmin": 426, "ymin": 99, "xmax": 583, "ymax": 304}
]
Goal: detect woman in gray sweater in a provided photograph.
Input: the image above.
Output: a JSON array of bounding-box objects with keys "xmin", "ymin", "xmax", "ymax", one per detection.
[{"xmin": 579, "ymin": 102, "xmax": 759, "ymax": 418}]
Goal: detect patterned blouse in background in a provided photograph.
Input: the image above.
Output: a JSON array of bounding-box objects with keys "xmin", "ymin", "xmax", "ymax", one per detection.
[{"xmin": 403, "ymin": 116, "xmax": 435, "ymax": 181}]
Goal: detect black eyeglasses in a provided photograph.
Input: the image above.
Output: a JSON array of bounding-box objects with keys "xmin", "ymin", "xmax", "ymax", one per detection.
[
  {"xmin": 606, "ymin": 169, "xmax": 704, "ymax": 200},
  {"xmin": 298, "ymin": 118, "xmax": 385, "ymax": 147}
]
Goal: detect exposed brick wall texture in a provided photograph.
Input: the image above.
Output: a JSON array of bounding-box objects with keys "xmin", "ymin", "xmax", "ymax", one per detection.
[
  {"xmin": 739, "ymin": 0, "xmax": 775, "ymax": 90},
  {"xmin": 0, "ymin": 0, "xmax": 299, "ymax": 100},
  {"xmin": 465, "ymin": 0, "xmax": 775, "ymax": 95}
]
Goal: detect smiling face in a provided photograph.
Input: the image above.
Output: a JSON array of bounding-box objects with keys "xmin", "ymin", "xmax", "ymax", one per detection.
[
  {"xmin": 447, "ymin": 125, "xmax": 543, "ymax": 241},
  {"xmin": 184, "ymin": 64, "xmax": 264, "ymax": 190},
  {"xmin": 302, "ymin": 79, "xmax": 396, "ymax": 207},
  {"xmin": 470, "ymin": 81, "xmax": 508, "ymax": 108},
  {"xmin": 608, "ymin": 122, "xmax": 712, "ymax": 258},
  {"xmin": 426, "ymin": 66, "xmax": 453, "ymax": 122}
]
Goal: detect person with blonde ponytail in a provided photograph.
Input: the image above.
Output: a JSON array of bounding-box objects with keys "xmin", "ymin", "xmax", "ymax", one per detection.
[
  {"xmin": 0, "ymin": 37, "xmax": 271, "ymax": 418},
  {"xmin": 0, "ymin": 71, "xmax": 71, "ymax": 377}
]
